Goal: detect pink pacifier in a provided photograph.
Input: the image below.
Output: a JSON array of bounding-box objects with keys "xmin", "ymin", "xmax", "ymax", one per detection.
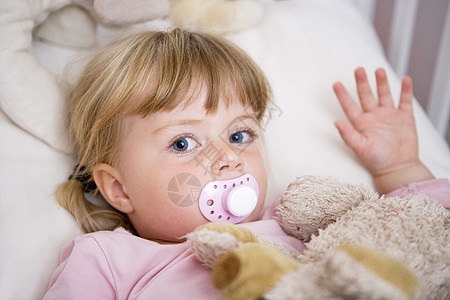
[{"xmin": 198, "ymin": 173, "xmax": 259, "ymax": 224}]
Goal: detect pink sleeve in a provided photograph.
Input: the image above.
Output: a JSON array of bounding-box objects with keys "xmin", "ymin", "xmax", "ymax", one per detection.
[
  {"xmin": 43, "ymin": 236, "xmax": 116, "ymax": 299},
  {"xmin": 387, "ymin": 178, "xmax": 450, "ymax": 210}
]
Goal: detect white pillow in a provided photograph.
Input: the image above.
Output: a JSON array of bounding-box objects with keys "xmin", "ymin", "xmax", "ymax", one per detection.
[{"xmin": 0, "ymin": 110, "xmax": 81, "ymax": 299}]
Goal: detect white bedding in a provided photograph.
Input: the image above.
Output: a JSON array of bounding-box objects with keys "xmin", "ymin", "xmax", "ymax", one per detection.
[{"xmin": 1, "ymin": 0, "xmax": 450, "ymax": 299}]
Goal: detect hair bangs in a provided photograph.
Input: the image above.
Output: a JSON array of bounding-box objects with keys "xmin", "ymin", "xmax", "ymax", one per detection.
[{"xmin": 130, "ymin": 29, "xmax": 272, "ymax": 122}]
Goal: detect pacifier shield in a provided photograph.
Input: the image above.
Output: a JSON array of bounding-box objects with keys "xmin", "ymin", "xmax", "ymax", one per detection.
[{"xmin": 198, "ymin": 174, "xmax": 259, "ymax": 224}]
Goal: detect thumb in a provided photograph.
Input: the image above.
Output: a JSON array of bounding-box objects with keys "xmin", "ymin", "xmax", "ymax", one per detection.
[{"xmin": 334, "ymin": 120, "xmax": 365, "ymax": 154}]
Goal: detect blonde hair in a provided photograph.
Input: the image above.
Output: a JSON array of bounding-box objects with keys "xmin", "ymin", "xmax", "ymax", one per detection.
[{"xmin": 58, "ymin": 28, "xmax": 272, "ymax": 234}]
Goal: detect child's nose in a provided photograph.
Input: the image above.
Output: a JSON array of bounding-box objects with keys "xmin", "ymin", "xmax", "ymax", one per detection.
[{"xmin": 209, "ymin": 146, "xmax": 244, "ymax": 177}]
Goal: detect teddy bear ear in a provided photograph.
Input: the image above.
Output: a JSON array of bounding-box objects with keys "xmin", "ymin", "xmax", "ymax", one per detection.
[{"xmin": 276, "ymin": 175, "xmax": 377, "ymax": 241}]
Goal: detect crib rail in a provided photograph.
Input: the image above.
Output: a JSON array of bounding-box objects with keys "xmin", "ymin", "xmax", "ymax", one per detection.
[{"xmin": 353, "ymin": 0, "xmax": 450, "ymax": 143}]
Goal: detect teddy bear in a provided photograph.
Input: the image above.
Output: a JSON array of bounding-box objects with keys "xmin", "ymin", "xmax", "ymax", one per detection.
[{"xmin": 187, "ymin": 175, "xmax": 450, "ymax": 299}]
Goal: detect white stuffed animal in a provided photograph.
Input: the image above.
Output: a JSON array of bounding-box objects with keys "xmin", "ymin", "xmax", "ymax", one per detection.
[{"xmin": 0, "ymin": 0, "xmax": 169, "ymax": 153}]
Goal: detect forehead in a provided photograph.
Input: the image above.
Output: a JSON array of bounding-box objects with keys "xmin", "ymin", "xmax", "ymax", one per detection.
[
  {"xmin": 161, "ymin": 87, "xmax": 254, "ymax": 120},
  {"xmin": 161, "ymin": 79, "xmax": 255, "ymax": 116}
]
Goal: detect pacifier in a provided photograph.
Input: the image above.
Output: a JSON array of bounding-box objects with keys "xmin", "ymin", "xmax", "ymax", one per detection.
[{"xmin": 198, "ymin": 173, "xmax": 259, "ymax": 224}]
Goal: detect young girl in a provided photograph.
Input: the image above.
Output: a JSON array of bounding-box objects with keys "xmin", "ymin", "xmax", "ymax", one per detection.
[{"xmin": 44, "ymin": 29, "xmax": 449, "ymax": 299}]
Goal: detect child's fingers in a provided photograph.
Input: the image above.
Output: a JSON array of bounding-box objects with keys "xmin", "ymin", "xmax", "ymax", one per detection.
[
  {"xmin": 333, "ymin": 82, "xmax": 362, "ymax": 124},
  {"xmin": 334, "ymin": 120, "xmax": 365, "ymax": 154},
  {"xmin": 354, "ymin": 67, "xmax": 377, "ymax": 112},
  {"xmin": 398, "ymin": 76, "xmax": 414, "ymax": 112},
  {"xmin": 375, "ymin": 68, "xmax": 394, "ymax": 107}
]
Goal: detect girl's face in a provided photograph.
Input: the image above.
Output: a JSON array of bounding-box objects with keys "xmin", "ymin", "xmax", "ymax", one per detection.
[{"xmin": 102, "ymin": 89, "xmax": 267, "ymax": 243}]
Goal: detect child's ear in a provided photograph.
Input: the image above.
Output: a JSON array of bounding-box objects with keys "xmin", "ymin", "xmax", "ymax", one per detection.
[{"xmin": 93, "ymin": 163, "xmax": 134, "ymax": 213}]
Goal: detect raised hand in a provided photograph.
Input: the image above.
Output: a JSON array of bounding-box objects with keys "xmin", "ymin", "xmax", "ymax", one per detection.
[{"xmin": 333, "ymin": 67, "xmax": 433, "ymax": 194}]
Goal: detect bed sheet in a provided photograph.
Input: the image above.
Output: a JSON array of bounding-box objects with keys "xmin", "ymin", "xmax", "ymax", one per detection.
[{"xmin": 1, "ymin": 0, "xmax": 450, "ymax": 299}]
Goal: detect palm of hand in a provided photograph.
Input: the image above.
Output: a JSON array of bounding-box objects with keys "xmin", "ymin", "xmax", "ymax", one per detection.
[{"xmin": 334, "ymin": 68, "xmax": 419, "ymax": 177}]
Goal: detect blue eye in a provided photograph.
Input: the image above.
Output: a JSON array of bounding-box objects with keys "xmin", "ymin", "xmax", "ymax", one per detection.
[
  {"xmin": 229, "ymin": 131, "xmax": 251, "ymax": 144},
  {"xmin": 172, "ymin": 137, "xmax": 197, "ymax": 152}
]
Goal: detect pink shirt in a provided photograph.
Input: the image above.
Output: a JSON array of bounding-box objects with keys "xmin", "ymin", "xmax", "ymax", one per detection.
[
  {"xmin": 44, "ymin": 179, "xmax": 450, "ymax": 299},
  {"xmin": 386, "ymin": 178, "xmax": 450, "ymax": 208},
  {"xmin": 44, "ymin": 219, "xmax": 305, "ymax": 300}
]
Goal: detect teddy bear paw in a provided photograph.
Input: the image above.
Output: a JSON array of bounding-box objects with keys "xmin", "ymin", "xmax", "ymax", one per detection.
[{"xmin": 187, "ymin": 223, "xmax": 258, "ymax": 267}]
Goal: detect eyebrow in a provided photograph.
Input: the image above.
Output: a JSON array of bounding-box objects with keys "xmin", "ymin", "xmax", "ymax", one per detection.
[
  {"xmin": 153, "ymin": 119, "xmax": 204, "ymax": 134},
  {"xmin": 153, "ymin": 114, "xmax": 258, "ymax": 134},
  {"xmin": 233, "ymin": 114, "xmax": 258, "ymax": 123}
]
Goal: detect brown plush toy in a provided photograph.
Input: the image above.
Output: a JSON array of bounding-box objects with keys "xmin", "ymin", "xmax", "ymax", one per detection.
[
  {"xmin": 187, "ymin": 176, "xmax": 450, "ymax": 300},
  {"xmin": 168, "ymin": 0, "xmax": 264, "ymax": 33}
]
